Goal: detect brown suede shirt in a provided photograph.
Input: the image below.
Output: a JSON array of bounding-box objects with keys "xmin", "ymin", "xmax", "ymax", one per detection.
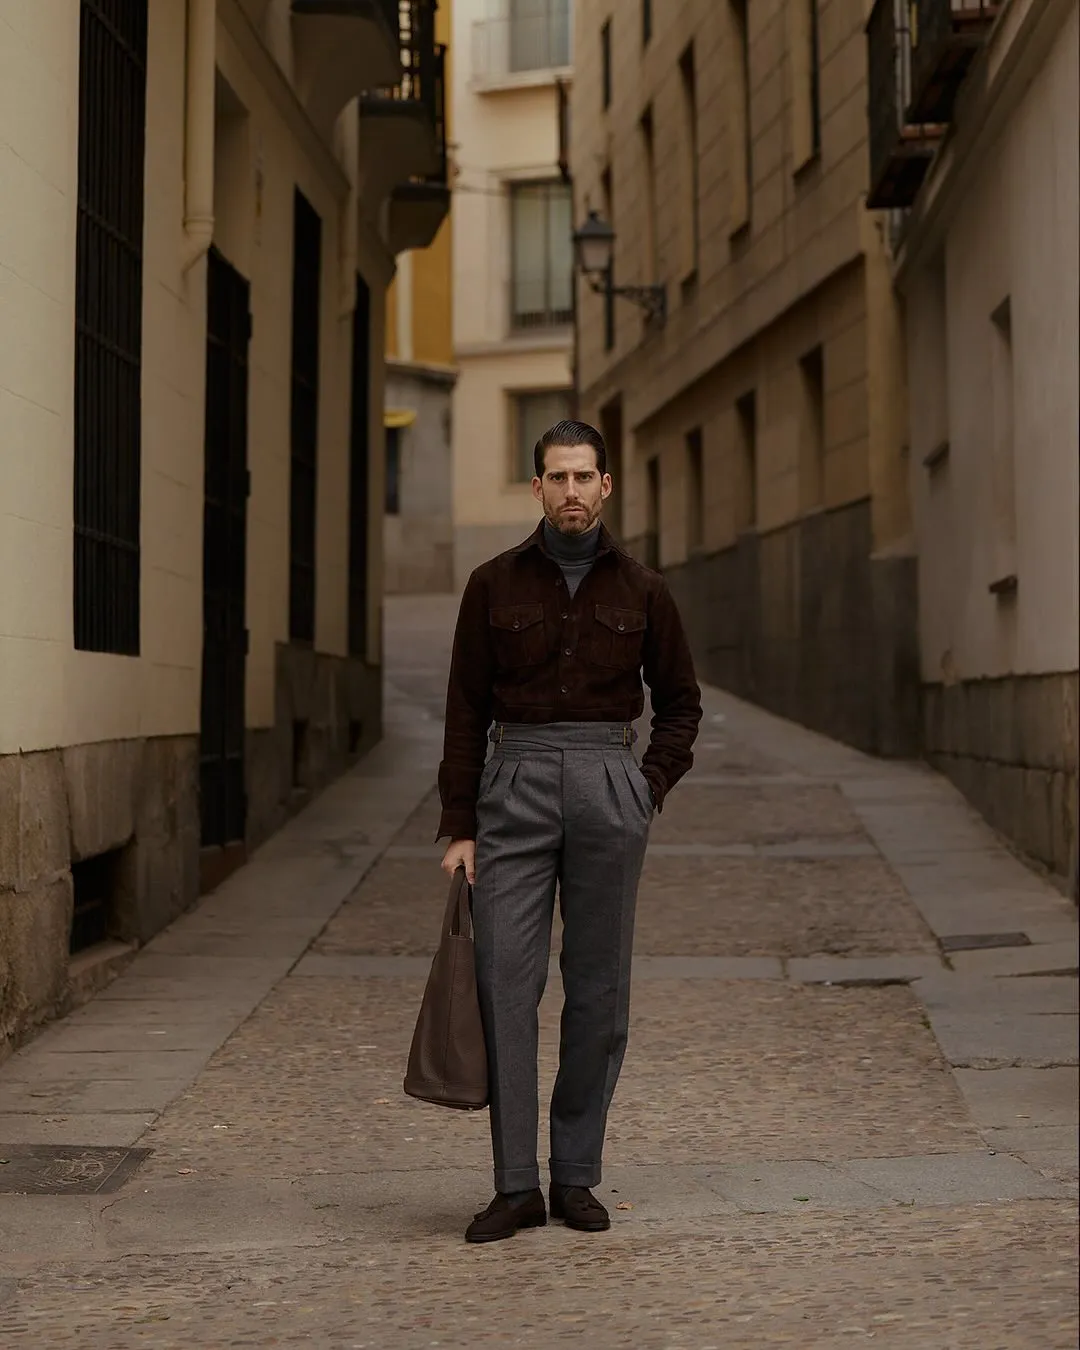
[{"xmin": 437, "ymin": 521, "xmax": 702, "ymax": 841}]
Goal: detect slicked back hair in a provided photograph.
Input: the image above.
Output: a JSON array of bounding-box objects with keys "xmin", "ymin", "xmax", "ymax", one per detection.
[{"xmin": 534, "ymin": 419, "xmax": 607, "ymax": 479}]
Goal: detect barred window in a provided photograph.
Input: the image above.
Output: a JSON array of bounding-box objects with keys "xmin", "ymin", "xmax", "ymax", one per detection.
[
  {"xmin": 510, "ymin": 181, "xmax": 573, "ymax": 331},
  {"xmin": 289, "ymin": 189, "xmax": 322, "ymax": 644},
  {"xmin": 512, "ymin": 389, "xmax": 573, "ymax": 483},
  {"xmin": 348, "ymin": 274, "xmax": 371, "ymax": 659},
  {"xmin": 73, "ymin": 0, "xmax": 148, "ymax": 654}
]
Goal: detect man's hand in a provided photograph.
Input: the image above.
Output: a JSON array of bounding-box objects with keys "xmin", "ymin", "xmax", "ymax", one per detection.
[{"xmin": 441, "ymin": 839, "xmax": 476, "ymax": 885}]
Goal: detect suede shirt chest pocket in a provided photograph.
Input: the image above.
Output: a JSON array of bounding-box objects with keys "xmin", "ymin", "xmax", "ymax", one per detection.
[
  {"xmin": 589, "ymin": 604, "xmax": 647, "ymax": 669},
  {"xmin": 489, "ymin": 603, "xmax": 547, "ymax": 669}
]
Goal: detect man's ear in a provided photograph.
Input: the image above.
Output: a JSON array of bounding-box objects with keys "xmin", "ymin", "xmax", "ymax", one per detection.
[
  {"xmin": 531, "ymin": 476, "xmax": 544, "ymax": 504},
  {"xmin": 601, "ymin": 472, "xmax": 613, "ymax": 500}
]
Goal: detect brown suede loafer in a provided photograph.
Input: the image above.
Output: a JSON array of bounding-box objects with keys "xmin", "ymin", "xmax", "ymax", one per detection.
[
  {"xmin": 465, "ymin": 1190, "xmax": 547, "ymax": 1244},
  {"xmin": 548, "ymin": 1184, "xmax": 611, "ymax": 1232}
]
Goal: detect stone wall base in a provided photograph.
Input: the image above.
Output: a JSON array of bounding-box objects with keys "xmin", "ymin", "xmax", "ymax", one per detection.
[
  {"xmin": 0, "ymin": 646, "xmax": 384, "ymax": 1058},
  {"xmin": 245, "ymin": 643, "xmax": 383, "ymax": 851},
  {"xmin": 924, "ymin": 672, "xmax": 1079, "ymax": 889},
  {"xmin": 644, "ymin": 497, "xmax": 921, "ymax": 758},
  {"xmin": 0, "ymin": 735, "xmax": 199, "ymax": 1059}
]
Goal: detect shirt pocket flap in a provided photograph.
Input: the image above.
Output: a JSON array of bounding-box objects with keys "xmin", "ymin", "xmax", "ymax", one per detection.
[
  {"xmin": 594, "ymin": 604, "xmax": 647, "ymax": 635},
  {"xmin": 489, "ymin": 603, "xmax": 545, "ymax": 633}
]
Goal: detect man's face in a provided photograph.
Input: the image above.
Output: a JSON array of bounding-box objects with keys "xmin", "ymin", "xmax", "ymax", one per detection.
[{"xmin": 532, "ymin": 442, "xmax": 612, "ymax": 536}]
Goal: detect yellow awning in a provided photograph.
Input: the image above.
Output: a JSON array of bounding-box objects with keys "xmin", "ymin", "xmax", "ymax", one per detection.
[{"xmin": 384, "ymin": 408, "xmax": 417, "ymax": 429}]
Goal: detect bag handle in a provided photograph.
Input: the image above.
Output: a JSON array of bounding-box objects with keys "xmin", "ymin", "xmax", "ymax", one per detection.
[{"xmin": 444, "ymin": 865, "xmax": 474, "ymax": 940}]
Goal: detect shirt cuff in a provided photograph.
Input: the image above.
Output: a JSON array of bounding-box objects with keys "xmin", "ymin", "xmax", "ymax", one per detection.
[{"xmin": 436, "ymin": 809, "xmax": 477, "ymax": 843}]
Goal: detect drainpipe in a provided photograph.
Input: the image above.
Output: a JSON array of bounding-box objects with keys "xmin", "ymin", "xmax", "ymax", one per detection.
[{"xmin": 182, "ymin": 0, "xmax": 216, "ymax": 273}]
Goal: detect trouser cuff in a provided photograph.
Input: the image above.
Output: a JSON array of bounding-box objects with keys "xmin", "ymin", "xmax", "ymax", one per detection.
[
  {"xmin": 495, "ymin": 1165, "xmax": 541, "ymax": 1193},
  {"xmin": 549, "ymin": 1158, "xmax": 602, "ymax": 1188}
]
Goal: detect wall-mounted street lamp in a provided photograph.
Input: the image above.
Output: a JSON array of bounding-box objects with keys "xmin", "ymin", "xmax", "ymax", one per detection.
[{"xmin": 572, "ymin": 210, "xmax": 667, "ymax": 326}]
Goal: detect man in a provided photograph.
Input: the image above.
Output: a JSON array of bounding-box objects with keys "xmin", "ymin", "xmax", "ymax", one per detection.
[{"xmin": 438, "ymin": 419, "xmax": 701, "ymax": 1243}]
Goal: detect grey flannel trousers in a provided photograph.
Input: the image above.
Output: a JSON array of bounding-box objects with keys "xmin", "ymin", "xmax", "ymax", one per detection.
[{"xmin": 472, "ymin": 721, "xmax": 652, "ymax": 1192}]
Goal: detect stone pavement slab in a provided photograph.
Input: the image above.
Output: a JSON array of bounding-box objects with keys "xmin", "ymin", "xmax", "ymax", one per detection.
[
  {"xmin": 0, "ymin": 1113, "xmax": 156, "ymax": 1147},
  {"xmin": 947, "ymin": 940, "xmax": 1079, "ymax": 977},
  {"xmin": 952, "ymin": 1067, "xmax": 1080, "ymax": 1129},
  {"xmin": 915, "ymin": 974, "xmax": 1079, "ymax": 1014},
  {"xmin": 0, "ymin": 1050, "xmax": 212, "ymax": 1083},
  {"xmin": 705, "ymin": 1159, "xmax": 885, "ymax": 1212},
  {"xmin": 844, "ymin": 1150, "xmax": 1064, "ymax": 1205},
  {"xmin": 788, "ymin": 955, "xmax": 945, "ymax": 983}
]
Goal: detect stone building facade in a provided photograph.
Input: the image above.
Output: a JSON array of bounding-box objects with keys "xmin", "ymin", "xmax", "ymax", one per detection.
[
  {"xmin": 569, "ymin": 0, "xmax": 918, "ymax": 760},
  {"xmin": 877, "ymin": 0, "xmax": 1079, "ymax": 888},
  {"xmin": 0, "ymin": 0, "xmax": 450, "ymax": 1055}
]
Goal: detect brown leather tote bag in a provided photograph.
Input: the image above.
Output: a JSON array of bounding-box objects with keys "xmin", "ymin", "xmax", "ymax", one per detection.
[{"xmin": 403, "ymin": 866, "xmax": 489, "ymax": 1110}]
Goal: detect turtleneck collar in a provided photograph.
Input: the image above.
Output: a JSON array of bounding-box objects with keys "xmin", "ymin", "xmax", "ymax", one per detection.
[{"xmin": 542, "ymin": 518, "xmax": 602, "ymax": 562}]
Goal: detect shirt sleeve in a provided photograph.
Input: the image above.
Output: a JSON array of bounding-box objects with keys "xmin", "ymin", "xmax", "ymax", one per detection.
[
  {"xmin": 639, "ymin": 578, "xmax": 702, "ymax": 812},
  {"xmin": 436, "ymin": 570, "xmax": 495, "ymax": 841}
]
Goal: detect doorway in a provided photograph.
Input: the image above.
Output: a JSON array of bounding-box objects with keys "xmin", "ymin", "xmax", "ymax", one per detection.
[{"xmin": 199, "ymin": 248, "xmax": 251, "ymax": 891}]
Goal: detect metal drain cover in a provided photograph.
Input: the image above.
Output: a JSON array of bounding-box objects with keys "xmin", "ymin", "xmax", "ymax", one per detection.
[
  {"xmin": 0, "ymin": 1145, "xmax": 151, "ymax": 1195},
  {"xmin": 940, "ymin": 932, "xmax": 1032, "ymax": 953}
]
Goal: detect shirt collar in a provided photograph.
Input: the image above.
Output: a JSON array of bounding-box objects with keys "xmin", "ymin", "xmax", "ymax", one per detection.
[{"xmin": 512, "ymin": 519, "xmax": 620, "ymax": 559}]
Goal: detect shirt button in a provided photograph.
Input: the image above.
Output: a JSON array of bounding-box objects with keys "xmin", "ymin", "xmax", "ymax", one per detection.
[
  {"xmin": 560, "ymin": 685, "xmax": 568, "ymax": 694},
  {"xmin": 512, "ymin": 619, "xmax": 520, "ymax": 629},
  {"xmin": 561, "ymin": 612, "xmax": 568, "ymax": 620},
  {"xmin": 564, "ymin": 648, "xmax": 572, "ymax": 656},
  {"xmin": 617, "ymin": 621, "xmax": 625, "ymax": 632}
]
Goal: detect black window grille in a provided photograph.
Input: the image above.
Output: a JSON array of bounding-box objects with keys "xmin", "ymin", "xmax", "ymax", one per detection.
[
  {"xmin": 809, "ymin": 0, "xmax": 821, "ymax": 156},
  {"xmin": 74, "ymin": 0, "xmax": 148, "ymax": 655},
  {"xmin": 200, "ymin": 249, "xmax": 250, "ymax": 851},
  {"xmin": 348, "ymin": 274, "xmax": 371, "ymax": 658},
  {"xmin": 601, "ymin": 18, "xmax": 612, "ymax": 109},
  {"xmin": 289, "ymin": 189, "xmax": 321, "ymax": 644},
  {"xmin": 385, "ymin": 429, "xmax": 402, "ymax": 515}
]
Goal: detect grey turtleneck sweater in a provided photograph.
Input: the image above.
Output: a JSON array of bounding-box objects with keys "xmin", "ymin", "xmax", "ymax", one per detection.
[{"xmin": 543, "ymin": 519, "xmax": 600, "ymax": 598}]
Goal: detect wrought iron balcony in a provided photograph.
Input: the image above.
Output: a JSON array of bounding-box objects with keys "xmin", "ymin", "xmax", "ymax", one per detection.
[
  {"xmin": 358, "ymin": 2, "xmax": 448, "ymax": 206},
  {"xmin": 908, "ymin": 0, "xmax": 999, "ymax": 123},
  {"xmin": 354, "ymin": 3, "xmax": 449, "ymax": 253},
  {"xmin": 291, "ymin": 0, "xmax": 401, "ymax": 136},
  {"xmin": 866, "ymin": 0, "xmax": 943, "ymax": 210}
]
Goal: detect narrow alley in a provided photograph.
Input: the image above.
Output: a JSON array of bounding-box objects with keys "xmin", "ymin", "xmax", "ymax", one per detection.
[{"xmin": 0, "ymin": 596, "xmax": 1076, "ymax": 1348}]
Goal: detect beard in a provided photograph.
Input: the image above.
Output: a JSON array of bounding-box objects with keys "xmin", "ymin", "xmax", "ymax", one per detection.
[{"xmin": 543, "ymin": 496, "xmax": 602, "ymax": 536}]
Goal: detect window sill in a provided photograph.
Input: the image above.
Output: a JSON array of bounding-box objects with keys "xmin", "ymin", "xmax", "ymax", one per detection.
[
  {"xmin": 923, "ymin": 440, "xmax": 950, "ymax": 473},
  {"xmin": 456, "ymin": 329, "xmax": 572, "ymax": 358},
  {"xmin": 793, "ymin": 149, "xmax": 821, "ymax": 185},
  {"xmin": 471, "ymin": 65, "xmax": 573, "ymax": 95},
  {"xmin": 729, "ymin": 218, "xmax": 751, "ymax": 244}
]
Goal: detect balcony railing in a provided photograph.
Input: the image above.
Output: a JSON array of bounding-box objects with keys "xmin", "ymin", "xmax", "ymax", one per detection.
[
  {"xmin": 866, "ymin": 0, "xmax": 941, "ymax": 210},
  {"xmin": 908, "ymin": 0, "xmax": 998, "ymax": 122},
  {"xmin": 472, "ymin": 0, "xmax": 571, "ymax": 85},
  {"xmin": 365, "ymin": 1, "xmax": 448, "ymax": 184}
]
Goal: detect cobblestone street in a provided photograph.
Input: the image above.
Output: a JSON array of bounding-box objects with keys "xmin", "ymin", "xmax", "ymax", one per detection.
[{"xmin": 1, "ymin": 596, "xmax": 1077, "ymax": 1349}]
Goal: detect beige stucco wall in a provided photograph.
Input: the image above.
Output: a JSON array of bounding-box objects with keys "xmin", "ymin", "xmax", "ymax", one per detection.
[
  {"xmin": 903, "ymin": 2, "xmax": 1080, "ymax": 684},
  {"xmin": 450, "ymin": 0, "xmax": 573, "ymax": 580},
  {"xmin": 0, "ymin": 0, "xmax": 391, "ymax": 756}
]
